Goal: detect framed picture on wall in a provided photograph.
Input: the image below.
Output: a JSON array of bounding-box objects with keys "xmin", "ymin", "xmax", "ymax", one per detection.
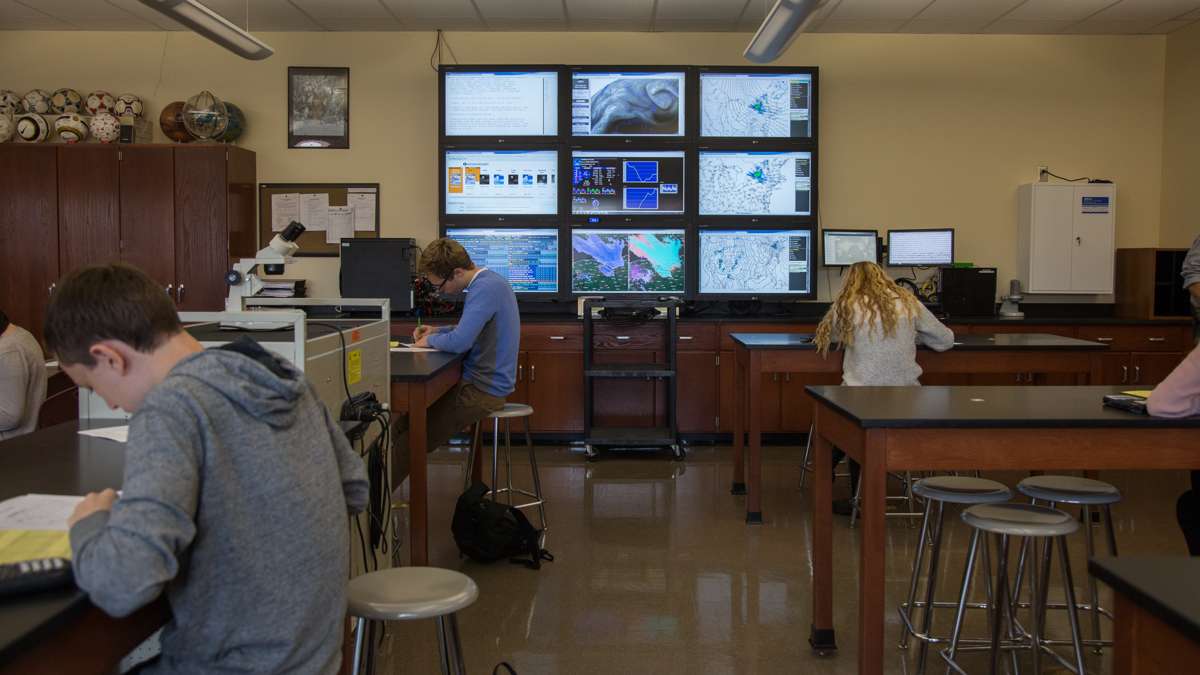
[{"xmin": 288, "ymin": 66, "xmax": 349, "ymax": 148}]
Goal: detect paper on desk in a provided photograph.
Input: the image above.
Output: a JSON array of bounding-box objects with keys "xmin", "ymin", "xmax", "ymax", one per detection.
[
  {"xmin": 299, "ymin": 193, "xmax": 329, "ymax": 231},
  {"xmin": 0, "ymin": 494, "xmax": 84, "ymax": 531},
  {"xmin": 1122, "ymin": 390, "xmax": 1152, "ymax": 398},
  {"xmin": 0, "ymin": 530, "xmax": 71, "ymax": 564},
  {"xmin": 326, "ymin": 205, "xmax": 355, "ymax": 244},
  {"xmin": 78, "ymin": 425, "xmax": 129, "ymax": 443},
  {"xmin": 271, "ymin": 193, "xmax": 300, "ymax": 232},
  {"xmin": 347, "ymin": 191, "xmax": 377, "ymax": 232},
  {"xmin": 390, "ymin": 346, "xmax": 438, "ymax": 353}
]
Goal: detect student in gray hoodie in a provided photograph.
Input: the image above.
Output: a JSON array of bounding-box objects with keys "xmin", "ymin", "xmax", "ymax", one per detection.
[{"xmin": 44, "ymin": 263, "xmax": 369, "ymax": 675}]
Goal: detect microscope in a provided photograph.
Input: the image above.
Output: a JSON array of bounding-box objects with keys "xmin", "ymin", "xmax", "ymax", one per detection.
[
  {"xmin": 222, "ymin": 221, "xmax": 305, "ymax": 328},
  {"xmin": 999, "ymin": 278, "xmax": 1025, "ymax": 319}
]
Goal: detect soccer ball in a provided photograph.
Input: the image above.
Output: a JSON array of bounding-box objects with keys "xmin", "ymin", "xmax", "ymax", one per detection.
[
  {"xmin": 54, "ymin": 113, "xmax": 89, "ymax": 143},
  {"xmin": 114, "ymin": 93, "xmax": 143, "ymax": 118},
  {"xmin": 0, "ymin": 114, "xmax": 13, "ymax": 143},
  {"xmin": 89, "ymin": 112, "xmax": 121, "ymax": 143},
  {"xmin": 50, "ymin": 88, "xmax": 83, "ymax": 114},
  {"xmin": 0, "ymin": 90, "xmax": 22, "ymax": 114},
  {"xmin": 15, "ymin": 113, "xmax": 49, "ymax": 142},
  {"xmin": 22, "ymin": 89, "xmax": 51, "ymax": 114},
  {"xmin": 85, "ymin": 90, "xmax": 116, "ymax": 116}
]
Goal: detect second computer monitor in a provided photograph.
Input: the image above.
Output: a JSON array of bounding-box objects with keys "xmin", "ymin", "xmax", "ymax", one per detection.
[
  {"xmin": 887, "ymin": 228, "xmax": 954, "ymax": 267},
  {"xmin": 571, "ymin": 150, "xmax": 685, "ymax": 215},
  {"xmin": 444, "ymin": 227, "xmax": 560, "ymax": 293},
  {"xmin": 822, "ymin": 229, "xmax": 879, "ymax": 267},
  {"xmin": 698, "ymin": 228, "xmax": 813, "ymax": 297},
  {"xmin": 571, "ymin": 228, "xmax": 685, "ymax": 294}
]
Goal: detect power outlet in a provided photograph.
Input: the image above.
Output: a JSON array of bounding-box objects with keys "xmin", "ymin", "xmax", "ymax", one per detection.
[{"xmin": 1037, "ymin": 165, "xmax": 1048, "ymax": 182}]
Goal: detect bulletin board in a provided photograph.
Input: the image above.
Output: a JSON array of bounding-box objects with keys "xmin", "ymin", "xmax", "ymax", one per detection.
[{"xmin": 258, "ymin": 182, "xmax": 381, "ymax": 256}]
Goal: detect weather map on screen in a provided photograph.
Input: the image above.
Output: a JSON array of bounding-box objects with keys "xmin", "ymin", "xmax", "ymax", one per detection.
[
  {"xmin": 571, "ymin": 229, "xmax": 685, "ymax": 294},
  {"xmin": 699, "ymin": 151, "xmax": 812, "ymax": 216},
  {"xmin": 699, "ymin": 229, "xmax": 811, "ymax": 295},
  {"xmin": 571, "ymin": 71, "xmax": 686, "ymax": 137},
  {"xmin": 571, "ymin": 150, "xmax": 685, "ymax": 215},
  {"xmin": 700, "ymin": 72, "xmax": 813, "ymax": 138}
]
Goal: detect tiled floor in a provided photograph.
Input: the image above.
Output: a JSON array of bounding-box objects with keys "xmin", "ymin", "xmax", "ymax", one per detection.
[{"xmin": 374, "ymin": 444, "xmax": 1190, "ymax": 674}]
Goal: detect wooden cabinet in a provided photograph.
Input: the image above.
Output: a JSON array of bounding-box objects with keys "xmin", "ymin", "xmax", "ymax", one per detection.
[
  {"xmin": 119, "ymin": 146, "xmax": 176, "ymax": 290},
  {"xmin": 1097, "ymin": 352, "xmax": 1187, "ymax": 387},
  {"xmin": 525, "ymin": 351, "xmax": 583, "ymax": 432},
  {"xmin": 1017, "ymin": 183, "xmax": 1116, "ymax": 294},
  {"xmin": 0, "ymin": 146, "xmax": 59, "ymax": 346},
  {"xmin": 677, "ymin": 351, "xmax": 719, "ymax": 432},
  {"xmin": 58, "ymin": 146, "xmax": 120, "ymax": 273}
]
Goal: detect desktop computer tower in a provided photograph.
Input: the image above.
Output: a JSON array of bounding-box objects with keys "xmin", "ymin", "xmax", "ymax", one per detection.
[
  {"xmin": 339, "ymin": 238, "xmax": 417, "ymax": 313},
  {"xmin": 940, "ymin": 267, "xmax": 997, "ymax": 317}
]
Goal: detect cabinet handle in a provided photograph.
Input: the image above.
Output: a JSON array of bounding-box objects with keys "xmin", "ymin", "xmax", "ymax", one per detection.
[
  {"xmin": 518, "ymin": 364, "xmax": 523, "ymax": 382},
  {"xmin": 785, "ymin": 373, "xmax": 791, "ymax": 382},
  {"xmin": 1134, "ymin": 366, "xmax": 1141, "ymax": 383},
  {"xmin": 1147, "ymin": 337, "xmax": 1166, "ymax": 343},
  {"xmin": 47, "ymin": 283, "xmax": 56, "ymax": 298},
  {"xmin": 1120, "ymin": 365, "xmax": 1128, "ymax": 384},
  {"xmin": 530, "ymin": 365, "xmax": 536, "ymax": 382},
  {"xmin": 549, "ymin": 335, "xmax": 565, "ymax": 341},
  {"xmin": 1096, "ymin": 337, "xmax": 1113, "ymax": 342},
  {"xmin": 679, "ymin": 336, "xmax": 693, "ymax": 341},
  {"xmin": 165, "ymin": 284, "xmax": 174, "ymax": 299},
  {"xmin": 1075, "ymin": 236, "xmax": 1081, "ymax": 245},
  {"xmin": 616, "ymin": 336, "xmax": 631, "ymax": 341},
  {"xmin": 773, "ymin": 373, "xmax": 779, "ymax": 382},
  {"xmin": 176, "ymin": 284, "xmax": 185, "ymax": 304},
  {"xmin": 1016, "ymin": 373, "xmax": 1023, "ymax": 384}
]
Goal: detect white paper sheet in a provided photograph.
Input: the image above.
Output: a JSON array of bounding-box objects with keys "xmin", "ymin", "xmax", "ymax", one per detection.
[
  {"xmin": 346, "ymin": 192, "xmax": 377, "ymax": 232},
  {"xmin": 78, "ymin": 426, "xmax": 129, "ymax": 443},
  {"xmin": 390, "ymin": 346, "xmax": 439, "ymax": 353},
  {"xmin": 271, "ymin": 193, "xmax": 300, "ymax": 232},
  {"xmin": 299, "ymin": 193, "xmax": 330, "ymax": 231},
  {"xmin": 326, "ymin": 205, "xmax": 355, "ymax": 244},
  {"xmin": 0, "ymin": 494, "xmax": 85, "ymax": 531}
]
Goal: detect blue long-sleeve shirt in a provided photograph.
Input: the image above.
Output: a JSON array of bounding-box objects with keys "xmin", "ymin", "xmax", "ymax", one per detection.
[{"xmin": 428, "ymin": 268, "xmax": 520, "ymax": 397}]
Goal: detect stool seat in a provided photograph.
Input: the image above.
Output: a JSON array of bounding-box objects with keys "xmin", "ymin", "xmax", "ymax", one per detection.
[
  {"xmin": 962, "ymin": 503, "xmax": 1079, "ymax": 538},
  {"xmin": 348, "ymin": 567, "xmax": 478, "ymax": 622},
  {"xmin": 1017, "ymin": 475, "xmax": 1121, "ymax": 505},
  {"xmin": 488, "ymin": 403, "xmax": 534, "ymax": 419},
  {"xmin": 912, "ymin": 476, "xmax": 1012, "ymax": 504}
]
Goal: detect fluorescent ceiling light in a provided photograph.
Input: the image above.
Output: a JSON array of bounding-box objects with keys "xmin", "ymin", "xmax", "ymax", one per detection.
[
  {"xmin": 743, "ymin": 0, "xmax": 824, "ymax": 64},
  {"xmin": 139, "ymin": 0, "xmax": 273, "ymax": 61}
]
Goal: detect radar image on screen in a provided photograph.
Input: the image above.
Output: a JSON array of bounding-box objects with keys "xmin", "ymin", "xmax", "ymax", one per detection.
[
  {"xmin": 699, "ymin": 151, "xmax": 812, "ymax": 216},
  {"xmin": 572, "ymin": 230, "xmax": 685, "ymax": 293},
  {"xmin": 700, "ymin": 73, "xmax": 812, "ymax": 138},
  {"xmin": 699, "ymin": 230, "xmax": 810, "ymax": 294}
]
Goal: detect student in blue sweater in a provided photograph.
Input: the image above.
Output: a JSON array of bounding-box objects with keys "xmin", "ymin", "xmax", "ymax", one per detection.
[{"xmin": 413, "ymin": 238, "xmax": 520, "ymax": 451}]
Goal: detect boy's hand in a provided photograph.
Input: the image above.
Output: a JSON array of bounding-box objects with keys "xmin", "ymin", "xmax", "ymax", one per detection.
[
  {"xmin": 413, "ymin": 335, "xmax": 431, "ymax": 348},
  {"xmin": 412, "ymin": 325, "xmax": 434, "ymax": 341},
  {"xmin": 68, "ymin": 489, "xmax": 118, "ymax": 528}
]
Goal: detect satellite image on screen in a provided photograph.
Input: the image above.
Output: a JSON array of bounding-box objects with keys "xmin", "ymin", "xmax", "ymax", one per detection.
[{"xmin": 572, "ymin": 230, "xmax": 685, "ymax": 293}]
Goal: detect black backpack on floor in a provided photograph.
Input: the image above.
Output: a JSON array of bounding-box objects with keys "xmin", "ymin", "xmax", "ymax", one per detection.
[{"xmin": 451, "ymin": 482, "xmax": 553, "ymax": 570}]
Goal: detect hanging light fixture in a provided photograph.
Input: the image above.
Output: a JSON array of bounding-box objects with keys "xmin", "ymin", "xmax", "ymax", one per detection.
[
  {"xmin": 138, "ymin": 0, "xmax": 274, "ymax": 61},
  {"xmin": 743, "ymin": 0, "xmax": 826, "ymax": 64}
]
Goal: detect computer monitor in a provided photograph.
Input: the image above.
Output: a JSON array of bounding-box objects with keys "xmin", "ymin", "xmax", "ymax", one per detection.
[
  {"xmin": 444, "ymin": 227, "xmax": 559, "ymax": 294},
  {"xmin": 571, "ymin": 228, "xmax": 685, "ymax": 294},
  {"xmin": 443, "ymin": 150, "xmax": 559, "ymax": 216},
  {"xmin": 442, "ymin": 69, "xmax": 559, "ymax": 137},
  {"xmin": 700, "ymin": 71, "xmax": 814, "ymax": 138},
  {"xmin": 339, "ymin": 238, "xmax": 417, "ymax": 312},
  {"xmin": 698, "ymin": 228, "xmax": 813, "ymax": 297},
  {"xmin": 571, "ymin": 150, "xmax": 685, "ymax": 215},
  {"xmin": 570, "ymin": 70, "xmax": 686, "ymax": 137},
  {"xmin": 822, "ymin": 229, "xmax": 879, "ymax": 267},
  {"xmin": 698, "ymin": 151, "xmax": 812, "ymax": 216},
  {"xmin": 887, "ymin": 228, "xmax": 955, "ymax": 267}
]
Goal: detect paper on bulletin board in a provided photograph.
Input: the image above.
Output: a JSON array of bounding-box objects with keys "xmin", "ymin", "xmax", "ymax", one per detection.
[
  {"xmin": 326, "ymin": 205, "xmax": 355, "ymax": 244},
  {"xmin": 299, "ymin": 193, "xmax": 330, "ymax": 231},
  {"xmin": 271, "ymin": 193, "xmax": 300, "ymax": 232},
  {"xmin": 0, "ymin": 530, "xmax": 71, "ymax": 564},
  {"xmin": 347, "ymin": 190, "xmax": 377, "ymax": 232}
]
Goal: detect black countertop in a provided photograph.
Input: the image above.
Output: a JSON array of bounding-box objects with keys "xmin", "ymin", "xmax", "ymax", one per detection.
[
  {"xmin": 805, "ymin": 385, "xmax": 1200, "ymax": 429},
  {"xmin": 389, "ymin": 350, "xmax": 463, "ymax": 383},
  {"xmin": 731, "ymin": 332, "xmax": 1108, "ymax": 351},
  {"xmin": 0, "ymin": 421, "xmax": 128, "ymax": 666},
  {"xmin": 397, "ymin": 313, "xmax": 1190, "ymax": 327},
  {"xmin": 1089, "ymin": 556, "xmax": 1200, "ymax": 646}
]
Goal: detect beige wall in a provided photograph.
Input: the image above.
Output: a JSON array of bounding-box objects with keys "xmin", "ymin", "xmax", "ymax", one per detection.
[
  {"xmin": 1160, "ymin": 21, "xmax": 1200, "ymax": 249},
  {"xmin": 0, "ymin": 30, "xmax": 1168, "ymax": 299}
]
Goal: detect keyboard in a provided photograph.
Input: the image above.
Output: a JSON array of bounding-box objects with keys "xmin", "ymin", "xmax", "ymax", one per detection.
[{"xmin": 0, "ymin": 558, "xmax": 75, "ymax": 599}]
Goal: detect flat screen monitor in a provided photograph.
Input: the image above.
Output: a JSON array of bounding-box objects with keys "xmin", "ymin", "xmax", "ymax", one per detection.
[
  {"xmin": 444, "ymin": 227, "xmax": 559, "ymax": 293},
  {"xmin": 822, "ymin": 229, "xmax": 879, "ymax": 267},
  {"xmin": 700, "ymin": 71, "xmax": 813, "ymax": 138},
  {"xmin": 443, "ymin": 150, "xmax": 558, "ymax": 215},
  {"xmin": 887, "ymin": 229, "xmax": 954, "ymax": 266},
  {"xmin": 698, "ymin": 151, "xmax": 812, "ymax": 216},
  {"xmin": 571, "ymin": 150, "xmax": 685, "ymax": 215},
  {"xmin": 339, "ymin": 238, "xmax": 417, "ymax": 312},
  {"xmin": 571, "ymin": 229, "xmax": 685, "ymax": 294},
  {"xmin": 698, "ymin": 228, "xmax": 813, "ymax": 296},
  {"xmin": 570, "ymin": 71, "xmax": 686, "ymax": 137},
  {"xmin": 443, "ymin": 70, "xmax": 558, "ymax": 137}
]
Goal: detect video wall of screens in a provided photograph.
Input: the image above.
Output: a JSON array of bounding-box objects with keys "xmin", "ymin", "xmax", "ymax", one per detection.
[
  {"xmin": 444, "ymin": 227, "xmax": 560, "ymax": 294},
  {"xmin": 438, "ymin": 64, "xmax": 818, "ymax": 299}
]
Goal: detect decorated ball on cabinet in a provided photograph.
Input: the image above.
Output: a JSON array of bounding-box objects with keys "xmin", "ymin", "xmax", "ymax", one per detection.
[
  {"xmin": 50, "ymin": 88, "xmax": 83, "ymax": 114},
  {"xmin": 15, "ymin": 113, "xmax": 49, "ymax": 142},
  {"xmin": 0, "ymin": 90, "xmax": 22, "ymax": 114},
  {"xmin": 159, "ymin": 101, "xmax": 193, "ymax": 143},
  {"xmin": 218, "ymin": 102, "xmax": 245, "ymax": 143},
  {"xmin": 22, "ymin": 89, "xmax": 51, "ymax": 114},
  {"xmin": 0, "ymin": 114, "xmax": 13, "ymax": 143},
  {"xmin": 114, "ymin": 93, "xmax": 143, "ymax": 118},
  {"xmin": 85, "ymin": 90, "xmax": 116, "ymax": 115},
  {"xmin": 89, "ymin": 112, "xmax": 121, "ymax": 143},
  {"xmin": 54, "ymin": 113, "xmax": 89, "ymax": 143},
  {"xmin": 181, "ymin": 90, "xmax": 228, "ymax": 140}
]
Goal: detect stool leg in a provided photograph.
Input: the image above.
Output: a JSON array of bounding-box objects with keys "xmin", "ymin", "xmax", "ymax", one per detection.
[
  {"xmin": 850, "ymin": 474, "xmax": 863, "ymax": 529},
  {"xmin": 943, "ymin": 529, "xmax": 981, "ymax": 673},
  {"xmin": 351, "ymin": 617, "xmax": 367, "ymax": 675},
  {"xmin": 915, "ymin": 501, "xmax": 946, "ymax": 674},
  {"xmin": 1029, "ymin": 538, "xmax": 1043, "ymax": 675},
  {"xmin": 465, "ymin": 422, "xmax": 482, "ymax": 491},
  {"xmin": 1082, "ymin": 504, "xmax": 1103, "ymax": 654},
  {"xmin": 1035, "ymin": 531, "xmax": 1055, "ymax": 669},
  {"xmin": 525, "ymin": 415, "xmax": 548, "ymax": 538},
  {"xmin": 899, "ymin": 498, "xmax": 935, "ymax": 650},
  {"xmin": 504, "ymin": 419, "xmax": 514, "ymax": 506},
  {"xmin": 1057, "ymin": 536, "xmax": 1088, "ymax": 675},
  {"xmin": 490, "ymin": 417, "xmax": 501, "ymax": 500},
  {"xmin": 988, "ymin": 534, "xmax": 1011, "ymax": 675},
  {"xmin": 1103, "ymin": 505, "xmax": 1118, "ymax": 556},
  {"xmin": 799, "ymin": 423, "xmax": 814, "ymax": 492},
  {"xmin": 436, "ymin": 616, "xmax": 454, "ymax": 675}
]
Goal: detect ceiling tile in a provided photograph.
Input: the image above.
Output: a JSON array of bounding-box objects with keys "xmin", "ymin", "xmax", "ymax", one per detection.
[
  {"xmin": 1066, "ymin": 19, "xmax": 1164, "ymax": 34},
  {"xmin": 13, "ymin": 0, "xmax": 159, "ymax": 26},
  {"xmin": 485, "ymin": 17, "xmax": 569, "ymax": 29},
  {"xmin": 572, "ymin": 18, "xmax": 654, "ymax": 30},
  {"xmin": 565, "ymin": 0, "xmax": 652, "ymax": 22},
  {"xmin": 1184, "ymin": 7, "xmax": 1200, "ymax": 18},
  {"xmin": 200, "ymin": 0, "xmax": 323, "ymax": 30},
  {"xmin": 656, "ymin": 0, "xmax": 746, "ymax": 20},
  {"xmin": 653, "ymin": 19, "xmax": 740, "ymax": 31},
  {"xmin": 0, "ymin": 0, "xmax": 73, "ymax": 29},
  {"xmin": 395, "ymin": 16, "xmax": 486, "ymax": 29},
  {"xmin": 830, "ymin": 0, "xmax": 932, "ymax": 21},
  {"xmin": 1146, "ymin": 18, "xmax": 1198, "ymax": 31},
  {"xmin": 315, "ymin": 17, "xmax": 407, "ymax": 30},
  {"xmin": 473, "ymin": 0, "xmax": 565, "ymax": 20},
  {"xmin": 291, "ymin": 0, "xmax": 395, "ymax": 19},
  {"xmin": 914, "ymin": 0, "xmax": 1025, "ymax": 21},
  {"xmin": 1005, "ymin": 0, "xmax": 1118, "ymax": 22},
  {"xmin": 105, "ymin": 0, "xmax": 187, "ymax": 29},
  {"xmin": 1090, "ymin": 0, "xmax": 1200, "ymax": 21},
  {"xmin": 816, "ymin": 18, "xmax": 906, "ymax": 32},
  {"xmin": 903, "ymin": 18, "xmax": 991, "ymax": 33},
  {"xmin": 983, "ymin": 18, "xmax": 1075, "ymax": 33},
  {"xmin": 381, "ymin": 0, "xmax": 479, "ymax": 21}
]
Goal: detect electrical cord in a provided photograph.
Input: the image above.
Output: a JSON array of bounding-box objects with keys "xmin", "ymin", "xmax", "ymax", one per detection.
[
  {"xmin": 307, "ymin": 322, "xmax": 354, "ymax": 407},
  {"xmin": 1042, "ymin": 169, "xmax": 1090, "ymax": 183}
]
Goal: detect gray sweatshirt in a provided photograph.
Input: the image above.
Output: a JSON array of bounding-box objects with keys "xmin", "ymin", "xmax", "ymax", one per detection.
[
  {"xmin": 70, "ymin": 339, "xmax": 369, "ymax": 675},
  {"xmin": 831, "ymin": 299, "xmax": 956, "ymax": 386},
  {"xmin": 0, "ymin": 324, "xmax": 47, "ymax": 440},
  {"xmin": 1182, "ymin": 234, "xmax": 1200, "ymax": 309}
]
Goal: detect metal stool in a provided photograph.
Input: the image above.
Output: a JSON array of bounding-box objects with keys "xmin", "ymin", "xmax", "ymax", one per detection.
[
  {"xmin": 797, "ymin": 423, "xmax": 918, "ymax": 527},
  {"xmin": 347, "ymin": 566, "xmax": 479, "ymax": 675},
  {"xmin": 1014, "ymin": 475, "xmax": 1120, "ymax": 653},
  {"xmin": 467, "ymin": 403, "xmax": 548, "ymax": 540},
  {"xmin": 942, "ymin": 503, "xmax": 1087, "ymax": 675},
  {"xmin": 899, "ymin": 476, "xmax": 1013, "ymax": 674}
]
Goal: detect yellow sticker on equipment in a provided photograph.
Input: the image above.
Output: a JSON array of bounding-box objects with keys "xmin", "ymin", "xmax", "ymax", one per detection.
[{"xmin": 347, "ymin": 349, "xmax": 362, "ymax": 385}]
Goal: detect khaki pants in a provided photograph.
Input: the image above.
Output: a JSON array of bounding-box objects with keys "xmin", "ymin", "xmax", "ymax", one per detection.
[{"xmin": 425, "ymin": 381, "xmax": 505, "ymax": 453}]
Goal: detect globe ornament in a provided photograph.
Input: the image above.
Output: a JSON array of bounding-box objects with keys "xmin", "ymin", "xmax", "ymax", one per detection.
[
  {"xmin": 159, "ymin": 101, "xmax": 194, "ymax": 143},
  {"xmin": 218, "ymin": 102, "xmax": 245, "ymax": 143},
  {"xmin": 182, "ymin": 90, "xmax": 228, "ymax": 140}
]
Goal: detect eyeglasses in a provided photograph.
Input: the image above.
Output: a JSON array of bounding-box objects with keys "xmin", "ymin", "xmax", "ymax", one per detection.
[{"xmin": 433, "ymin": 275, "xmax": 451, "ymax": 294}]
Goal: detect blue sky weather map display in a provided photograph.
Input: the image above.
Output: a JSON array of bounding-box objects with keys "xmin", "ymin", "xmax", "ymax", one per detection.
[
  {"xmin": 571, "ymin": 229, "xmax": 685, "ymax": 294},
  {"xmin": 571, "ymin": 150, "xmax": 685, "ymax": 215},
  {"xmin": 444, "ymin": 71, "xmax": 558, "ymax": 136},
  {"xmin": 700, "ymin": 72, "xmax": 812, "ymax": 138},
  {"xmin": 699, "ymin": 229, "xmax": 811, "ymax": 295},
  {"xmin": 698, "ymin": 151, "xmax": 812, "ymax": 216},
  {"xmin": 445, "ymin": 228, "xmax": 560, "ymax": 293},
  {"xmin": 571, "ymin": 71, "xmax": 686, "ymax": 137},
  {"xmin": 444, "ymin": 150, "xmax": 558, "ymax": 215}
]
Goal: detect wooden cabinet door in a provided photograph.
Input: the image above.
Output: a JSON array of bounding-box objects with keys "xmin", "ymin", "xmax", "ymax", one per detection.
[
  {"xmin": 717, "ymin": 351, "xmax": 781, "ymax": 432},
  {"xmin": 1094, "ymin": 353, "xmax": 1133, "ymax": 386},
  {"xmin": 508, "ymin": 352, "xmax": 529, "ymax": 406},
  {"xmin": 119, "ymin": 146, "xmax": 176, "ymax": 293},
  {"xmin": 677, "ymin": 351, "xmax": 718, "ymax": 433},
  {"xmin": 592, "ymin": 350, "xmax": 657, "ymax": 428},
  {"xmin": 0, "ymin": 146, "xmax": 59, "ymax": 346},
  {"xmin": 57, "ymin": 146, "xmax": 120, "ymax": 273},
  {"xmin": 780, "ymin": 371, "xmax": 841, "ymax": 432},
  {"xmin": 173, "ymin": 146, "xmax": 228, "ymax": 310},
  {"xmin": 526, "ymin": 351, "xmax": 583, "ymax": 432},
  {"xmin": 969, "ymin": 372, "xmax": 1028, "ymax": 386},
  {"xmin": 1131, "ymin": 352, "xmax": 1186, "ymax": 387}
]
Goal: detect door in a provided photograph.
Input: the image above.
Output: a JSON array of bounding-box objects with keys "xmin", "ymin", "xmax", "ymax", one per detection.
[
  {"xmin": 57, "ymin": 146, "xmax": 120, "ymax": 273},
  {"xmin": 119, "ymin": 146, "xmax": 176, "ymax": 295},
  {"xmin": 1070, "ymin": 186, "xmax": 1115, "ymax": 293},
  {"xmin": 526, "ymin": 351, "xmax": 584, "ymax": 432},
  {"xmin": 0, "ymin": 146, "xmax": 59, "ymax": 346},
  {"xmin": 1029, "ymin": 185, "xmax": 1074, "ymax": 292},
  {"xmin": 174, "ymin": 146, "xmax": 228, "ymax": 310},
  {"xmin": 677, "ymin": 351, "xmax": 718, "ymax": 433},
  {"xmin": 1130, "ymin": 352, "xmax": 1185, "ymax": 388}
]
